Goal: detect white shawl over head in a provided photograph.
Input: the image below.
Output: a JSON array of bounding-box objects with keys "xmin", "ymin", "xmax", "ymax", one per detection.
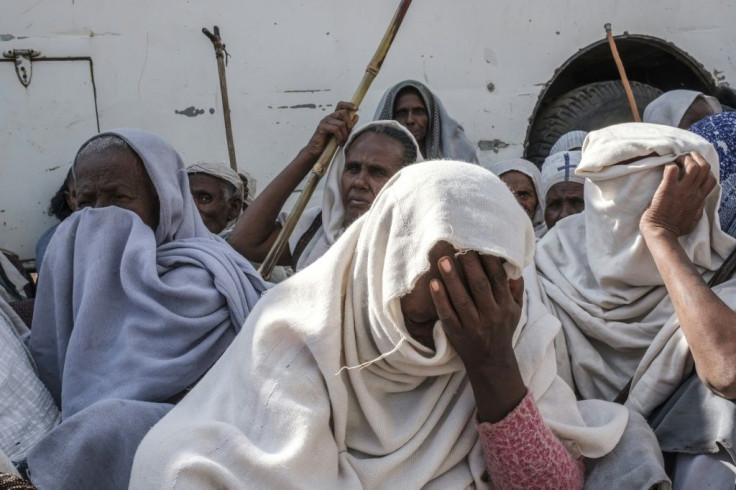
[
  {"xmin": 536, "ymin": 122, "xmax": 736, "ymax": 415},
  {"xmin": 285, "ymin": 120, "xmax": 422, "ymax": 270},
  {"xmin": 131, "ymin": 161, "xmax": 627, "ymax": 489},
  {"xmin": 643, "ymin": 89, "xmax": 722, "ymax": 127},
  {"xmin": 488, "ymin": 157, "xmax": 547, "ymax": 237},
  {"xmin": 550, "ymin": 130, "xmax": 588, "ymax": 155}
]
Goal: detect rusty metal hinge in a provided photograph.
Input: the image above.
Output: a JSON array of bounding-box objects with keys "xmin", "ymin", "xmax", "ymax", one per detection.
[{"xmin": 2, "ymin": 49, "xmax": 41, "ymax": 87}]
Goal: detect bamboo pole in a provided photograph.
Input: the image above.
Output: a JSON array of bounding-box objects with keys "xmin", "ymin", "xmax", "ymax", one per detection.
[
  {"xmin": 605, "ymin": 23, "xmax": 641, "ymax": 122},
  {"xmin": 259, "ymin": 0, "xmax": 413, "ymax": 280},
  {"xmin": 203, "ymin": 26, "xmax": 238, "ymax": 170}
]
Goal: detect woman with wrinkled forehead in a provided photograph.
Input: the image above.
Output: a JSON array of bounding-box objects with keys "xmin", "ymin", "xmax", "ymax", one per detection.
[{"xmin": 22, "ymin": 129, "xmax": 266, "ymax": 489}]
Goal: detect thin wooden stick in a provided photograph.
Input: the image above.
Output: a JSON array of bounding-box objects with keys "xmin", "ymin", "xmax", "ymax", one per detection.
[
  {"xmin": 203, "ymin": 26, "xmax": 238, "ymax": 170},
  {"xmin": 605, "ymin": 23, "xmax": 641, "ymax": 122},
  {"xmin": 259, "ymin": 0, "xmax": 413, "ymax": 280}
]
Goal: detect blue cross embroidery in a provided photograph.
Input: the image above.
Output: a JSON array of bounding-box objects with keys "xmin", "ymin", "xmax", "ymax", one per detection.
[{"xmin": 557, "ymin": 153, "xmax": 575, "ymax": 180}]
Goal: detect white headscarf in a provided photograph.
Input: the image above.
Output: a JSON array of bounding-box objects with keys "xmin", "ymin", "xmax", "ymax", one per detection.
[
  {"xmin": 643, "ymin": 89, "xmax": 722, "ymax": 127},
  {"xmin": 540, "ymin": 150, "xmax": 585, "ymax": 199},
  {"xmin": 131, "ymin": 161, "xmax": 627, "ymax": 489},
  {"xmin": 186, "ymin": 161, "xmax": 245, "ymax": 201},
  {"xmin": 535, "ymin": 123, "xmax": 736, "ymax": 416},
  {"xmin": 238, "ymin": 169, "xmax": 257, "ymax": 207},
  {"xmin": 549, "ymin": 130, "xmax": 588, "ymax": 155},
  {"xmin": 283, "ymin": 120, "xmax": 423, "ymax": 271},
  {"xmin": 488, "ymin": 158, "xmax": 547, "ymax": 237}
]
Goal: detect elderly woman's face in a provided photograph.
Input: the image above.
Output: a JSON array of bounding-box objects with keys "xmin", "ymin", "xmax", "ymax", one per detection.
[
  {"xmin": 500, "ymin": 171, "xmax": 538, "ymax": 220},
  {"xmin": 75, "ymin": 146, "xmax": 160, "ymax": 230},
  {"xmin": 340, "ymin": 132, "xmax": 406, "ymax": 226}
]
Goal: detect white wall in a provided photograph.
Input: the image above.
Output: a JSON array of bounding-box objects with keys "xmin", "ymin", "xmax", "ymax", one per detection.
[{"xmin": 2, "ymin": 0, "xmax": 735, "ymax": 257}]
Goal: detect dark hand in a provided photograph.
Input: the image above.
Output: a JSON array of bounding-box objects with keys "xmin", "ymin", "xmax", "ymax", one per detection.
[
  {"xmin": 430, "ymin": 252, "xmax": 523, "ymax": 371},
  {"xmin": 430, "ymin": 252, "xmax": 526, "ymax": 422},
  {"xmin": 302, "ymin": 101, "xmax": 358, "ymax": 159},
  {"xmin": 640, "ymin": 151, "xmax": 717, "ymax": 239}
]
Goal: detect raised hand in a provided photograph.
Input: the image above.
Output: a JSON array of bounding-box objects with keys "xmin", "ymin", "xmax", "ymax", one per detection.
[
  {"xmin": 640, "ymin": 151, "xmax": 717, "ymax": 238},
  {"xmin": 303, "ymin": 101, "xmax": 359, "ymax": 159}
]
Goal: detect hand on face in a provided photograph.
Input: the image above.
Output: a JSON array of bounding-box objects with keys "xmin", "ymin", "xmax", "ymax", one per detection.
[
  {"xmin": 640, "ymin": 151, "xmax": 717, "ymax": 238},
  {"xmin": 429, "ymin": 252, "xmax": 524, "ymax": 372},
  {"xmin": 303, "ymin": 101, "xmax": 359, "ymax": 160}
]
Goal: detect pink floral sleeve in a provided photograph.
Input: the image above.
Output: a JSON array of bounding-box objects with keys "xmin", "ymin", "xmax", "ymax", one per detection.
[{"xmin": 476, "ymin": 392, "xmax": 584, "ymax": 489}]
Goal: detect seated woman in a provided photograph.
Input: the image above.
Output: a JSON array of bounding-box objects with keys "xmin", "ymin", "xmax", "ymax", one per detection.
[
  {"xmin": 130, "ymin": 161, "xmax": 627, "ymax": 489},
  {"xmin": 373, "ymin": 79, "xmax": 478, "ymax": 162},
  {"xmin": 229, "ymin": 116, "xmax": 422, "ymax": 272},
  {"xmin": 489, "ymin": 158, "xmax": 546, "ymax": 237},
  {"xmin": 24, "ymin": 129, "xmax": 266, "ymax": 489},
  {"xmin": 535, "ymin": 123, "xmax": 736, "ymax": 486},
  {"xmin": 540, "ymin": 150, "xmax": 585, "ymax": 230}
]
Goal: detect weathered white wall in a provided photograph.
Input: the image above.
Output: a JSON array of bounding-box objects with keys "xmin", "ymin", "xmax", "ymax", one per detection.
[{"xmin": 2, "ymin": 0, "xmax": 735, "ymax": 258}]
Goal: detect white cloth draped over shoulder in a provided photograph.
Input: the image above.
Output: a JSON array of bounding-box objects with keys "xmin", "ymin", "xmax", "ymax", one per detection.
[
  {"xmin": 535, "ymin": 123, "xmax": 736, "ymax": 416},
  {"xmin": 131, "ymin": 161, "xmax": 627, "ymax": 489},
  {"xmin": 488, "ymin": 157, "xmax": 547, "ymax": 237},
  {"xmin": 281, "ymin": 120, "xmax": 422, "ymax": 271},
  {"xmin": 643, "ymin": 89, "xmax": 722, "ymax": 127}
]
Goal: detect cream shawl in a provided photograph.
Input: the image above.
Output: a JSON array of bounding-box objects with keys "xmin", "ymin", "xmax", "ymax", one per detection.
[
  {"xmin": 282, "ymin": 120, "xmax": 422, "ymax": 271},
  {"xmin": 536, "ymin": 123, "xmax": 736, "ymax": 416},
  {"xmin": 131, "ymin": 161, "xmax": 626, "ymax": 489}
]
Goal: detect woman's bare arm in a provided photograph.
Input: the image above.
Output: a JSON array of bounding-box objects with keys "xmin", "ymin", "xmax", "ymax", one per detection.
[
  {"xmin": 640, "ymin": 152, "xmax": 736, "ymax": 399},
  {"xmin": 228, "ymin": 102, "xmax": 357, "ymax": 265}
]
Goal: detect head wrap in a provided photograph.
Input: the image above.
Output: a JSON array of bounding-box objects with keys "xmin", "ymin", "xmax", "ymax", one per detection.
[
  {"xmin": 690, "ymin": 112, "xmax": 736, "ymax": 237},
  {"xmin": 131, "ymin": 161, "xmax": 627, "ymax": 488},
  {"xmin": 536, "ymin": 122, "xmax": 736, "ymax": 417},
  {"xmin": 26, "ymin": 128, "xmax": 266, "ymax": 489},
  {"xmin": 186, "ymin": 162, "xmax": 245, "ymax": 201},
  {"xmin": 549, "ymin": 130, "xmax": 588, "ymax": 155},
  {"xmin": 540, "ymin": 151, "xmax": 585, "ymax": 199},
  {"xmin": 373, "ymin": 80, "xmax": 478, "ymax": 163},
  {"xmin": 488, "ymin": 158, "xmax": 546, "ymax": 237},
  {"xmin": 283, "ymin": 120, "xmax": 423, "ymax": 271},
  {"xmin": 238, "ymin": 169, "xmax": 258, "ymax": 207},
  {"xmin": 643, "ymin": 89, "xmax": 722, "ymax": 127}
]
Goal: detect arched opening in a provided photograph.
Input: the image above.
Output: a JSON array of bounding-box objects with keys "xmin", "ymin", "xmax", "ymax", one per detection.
[{"xmin": 524, "ymin": 35, "xmax": 717, "ymax": 165}]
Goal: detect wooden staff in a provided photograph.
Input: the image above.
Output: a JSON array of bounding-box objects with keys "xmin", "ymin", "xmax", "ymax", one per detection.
[
  {"xmin": 259, "ymin": 0, "xmax": 413, "ymax": 280},
  {"xmin": 203, "ymin": 26, "xmax": 238, "ymax": 170},
  {"xmin": 605, "ymin": 23, "xmax": 641, "ymax": 122}
]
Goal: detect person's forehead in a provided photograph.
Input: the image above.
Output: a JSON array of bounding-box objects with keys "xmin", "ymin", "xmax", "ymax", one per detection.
[
  {"xmin": 394, "ymin": 89, "xmax": 426, "ymax": 109},
  {"xmin": 188, "ymin": 172, "xmax": 226, "ymax": 191},
  {"xmin": 548, "ymin": 181, "xmax": 584, "ymax": 198},
  {"xmin": 501, "ymin": 171, "xmax": 534, "ymax": 188},
  {"xmin": 75, "ymin": 147, "xmax": 145, "ymax": 184},
  {"xmin": 346, "ymin": 132, "xmax": 404, "ymax": 162}
]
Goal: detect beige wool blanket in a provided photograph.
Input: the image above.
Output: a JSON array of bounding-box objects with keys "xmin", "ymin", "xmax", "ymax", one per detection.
[
  {"xmin": 536, "ymin": 123, "xmax": 736, "ymax": 417},
  {"xmin": 131, "ymin": 161, "xmax": 626, "ymax": 489}
]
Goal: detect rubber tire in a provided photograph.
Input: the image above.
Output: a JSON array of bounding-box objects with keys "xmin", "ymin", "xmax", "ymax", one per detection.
[{"xmin": 526, "ymin": 80, "xmax": 662, "ymax": 165}]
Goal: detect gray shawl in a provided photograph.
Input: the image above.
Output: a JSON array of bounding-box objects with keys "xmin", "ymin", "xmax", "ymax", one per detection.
[
  {"xmin": 373, "ymin": 80, "xmax": 478, "ymax": 163},
  {"xmin": 26, "ymin": 128, "xmax": 265, "ymax": 489}
]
